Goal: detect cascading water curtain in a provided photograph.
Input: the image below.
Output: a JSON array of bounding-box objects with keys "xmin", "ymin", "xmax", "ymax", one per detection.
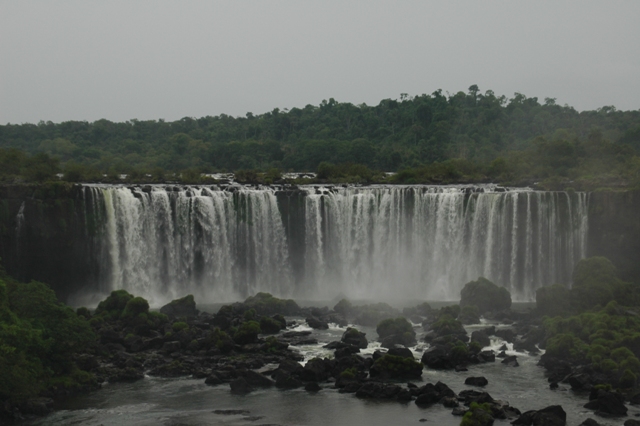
[
  {"xmin": 93, "ymin": 185, "xmax": 588, "ymax": 303},
  {"xmin": 98, "ymin": 186, "xmax": 291, "ymax": 304},
  {"xmin": 302, "ymin": 187, "xmax": 588, "ymax": 301}
]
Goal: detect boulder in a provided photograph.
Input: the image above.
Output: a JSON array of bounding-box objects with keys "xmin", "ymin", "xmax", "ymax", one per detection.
[
  {"xmin": 229, "ymin": 377, "xmax": 253, "ymax": 394},
  {"xmin": 306, "ymin": 316, "xmax": 329, "ymax": 330},
  {"xmin": 160, "ymin": 295, "xmax": 199, "ymax": 318},
  {"xmin": 387, "ymin": 346, "xmax": 414, "ymax": 359},
  {"xmin": 460, "ymin": 277, "xmax": 511, "ymax": 314},
  {"xmin": 355, "ymin": 382, "xmax": 402, "ymax": 400},
  {"xmin": 376, "ymin": 317, "xmax": 417, "ymax": 348},
  {"xmin": 501, "ymin": 355, "xmax": 519, "ymax": 367},
  {"xmin": 584, "ymin": 389, "xmax": 627, "ymax": 416},
  {"xmin": 421, "ymin": 345, "xmax": 455, "ymax": 370},
  {"xmin": 237, "ymin": 370, "xmax": 274, "ymax": 387},
  {"xmin": 341, "ymin": 327, "xmax": 368, "ymax": 349},
  {"xmin": 274, "ymin": 371, "xmax": 304, "ymax": 389},
  {"xmin": 465, "ymin": 376, "xmax": 489, "ymax": 387},
  {"xmin": 471, "ymin": 330, "xmax": 491, "ymax": 348},
  {"xmin": 369, "ymin": 354, "xmax": 423, "ymax": 380},
  {"xmin": 578, "ymin": 419, "xmax": 602, "ymax": 426},
  {"xmin": 533, "ymin": 405, "xmax": 566, "ymax": 426}
]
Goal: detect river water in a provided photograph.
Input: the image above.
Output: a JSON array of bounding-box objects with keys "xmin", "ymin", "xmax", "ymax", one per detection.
[{"xmin": 28, "ymin": 316, "xmax": 639, "ymax": 426}]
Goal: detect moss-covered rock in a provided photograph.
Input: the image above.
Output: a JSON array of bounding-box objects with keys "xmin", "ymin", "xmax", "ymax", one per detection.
[
  {"xmin": 233, "ymin": 320, "xmax": 261, "ymax": 345},
  {"xmin": 95, "ymin": 289, "xmax": 134, "ymax": 319},
  {"xmin": 460, "ymin": 277, "xmax": 511, "ymax": 314},
  {"xmin": 369, "ymin": 354, "xmax": 423, "ymax": 380},
  {"xmin": 376, "ymin": 317, "xmax": 416, "ymax": 348},
  {"xmin": 242, "ymin": 292, "xmax": 300, "ymax": 316},
  {"xmin": 159, "ymin": 294, "xmax": 199, "ymax": 319}
]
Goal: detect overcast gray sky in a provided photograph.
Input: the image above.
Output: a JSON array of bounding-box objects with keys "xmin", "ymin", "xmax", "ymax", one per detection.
[{"xmin": 1, "ymin": 1, "xmax": 639, "ymax": 124}]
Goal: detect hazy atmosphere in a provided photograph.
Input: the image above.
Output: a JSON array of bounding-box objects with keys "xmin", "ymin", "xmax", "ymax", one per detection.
[{"xmin": 2, "ymin": 1, "xmax": 640, "ymax": 124}]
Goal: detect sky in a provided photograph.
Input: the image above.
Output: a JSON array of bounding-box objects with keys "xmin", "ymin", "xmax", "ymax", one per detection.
[{"xmin": 1, "ymin": 1, "xmax": 639, "ymax": 124}]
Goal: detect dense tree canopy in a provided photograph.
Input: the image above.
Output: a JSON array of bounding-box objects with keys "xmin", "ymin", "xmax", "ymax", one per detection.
[{"xmin": 2, "ymin": 87, "xmax": 640, "ymax": 188}]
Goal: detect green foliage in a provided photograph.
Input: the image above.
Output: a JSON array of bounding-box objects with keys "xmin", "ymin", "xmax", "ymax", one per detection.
[
  {"xmin": 121, "ymin": 296, "xmax": 150, "ymax": 319},
  {"xmin": 376, "ymin": 317, "xmax": 414, "ymax": 339},
  {"xmin": 460, "ymin": 402, "xmax": 493, "ymax": 426},
  {"xmin": 0, "ymin": 276, "xmax": 97, "ymax": 402},
  {"xmin": 460, "ymin": 277, "xmax": 511, "ymax": 313},
  {"xmin": 95, "ymin": 289, "xmax": 134, "ymax": 319},
  {"xmin": 172, "ymin": 321, "xmax": 188, "ymax": 332},
  {"xmin": 372, "ymin": 354, "xmax": 423, "ymax": 376},
  {"xmin": 431, "ymin": 314, "xmax": 466, "ymax": 336},
  {"xmin": 242, "ymin": 292, "xmax": 299, "ymax": 316},
  {"xmin": 3, "ymin": 89, "xmax": 639, "ymax": 188},
  {"xmin": 243, "ymin": 308, "xmax": 257, "ymax": 321},
  {"xmin": 339, "ymin": 367, "xmax": 357, "ymax": 379},
  {"xmin": 233, "ymin": 320, "xmax": 261, "ymax": 345},
  {"xmin": 536, "ymin": 284, "xmax": 572, "ymax": 317}
]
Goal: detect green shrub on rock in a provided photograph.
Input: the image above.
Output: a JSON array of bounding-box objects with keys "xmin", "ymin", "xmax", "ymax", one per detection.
[
  {"xmin": 242, "ymin": 292, "xmax": 299, "ymax": 316},
  {"xmin": 370, "ymin": 354, "xmax": 423, "ymax": 379},
  {"xmin": 95, "ymin": 290, "xmax": 134, "ymax": 319},
  {"xmin": 233, "ymin": 320, "xmax": 261, "ymax": 345},
  {"xmin": 460, "ymin": 277, "xmax": 511, "ymax": 314},
  {"xmin": 376, "ymin": 317, "xmax": 416, "ymax": 347},
  {"xmin": 460, "ymin": 402, "xmax": 494, "ymax": 426},
  {"xmin": 121, "ymin": 297, "xmax": 150, "ymax": 319}
]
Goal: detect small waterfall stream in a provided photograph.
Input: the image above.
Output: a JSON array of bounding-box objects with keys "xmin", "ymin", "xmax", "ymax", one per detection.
[{"xmin": 87, "ymin": 185, "xmax": 588, "ymax": 304}]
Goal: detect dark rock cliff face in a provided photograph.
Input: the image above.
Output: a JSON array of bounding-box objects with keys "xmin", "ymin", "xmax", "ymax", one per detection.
[
  {"xmin": 0, "ymin": 183, "xmax": 104, "ymax": 300},
  {"xmin": 1, "ymin": 185, "xmax": 639, "ymax": 303},
  {"xmin": 587, "ymin": 190, "xmax": 640, "ymax": 283}
]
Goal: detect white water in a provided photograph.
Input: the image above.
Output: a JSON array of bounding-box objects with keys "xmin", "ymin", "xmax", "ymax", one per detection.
[{"xmin": 86, "ymin": 185, "xmax": 588, "ymax": 305}]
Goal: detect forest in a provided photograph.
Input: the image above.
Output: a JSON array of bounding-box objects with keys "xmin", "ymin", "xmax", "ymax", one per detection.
[{"xmin": 1, "ymin": 86, "xmax": 640, "ymax": 189}]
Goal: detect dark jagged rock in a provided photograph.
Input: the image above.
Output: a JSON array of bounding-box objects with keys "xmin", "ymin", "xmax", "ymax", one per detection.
[
  {"xmin": 478, "ymin": 350, "xmax": 496, "ymax": 363},
  {"xmin": 334, "ymin": 345, "xmax": 360, "ymax": 358},
  {"xmin": 306, "ymin": 316, "xmax": 329, "ymax": 330},
  {"xmin": 471, "ymin": 330, "xmax": 491, "ymax": 348},
  {"xmin": 355, "ymin": 382, "xmax": 402, "ymax": 400},
  {"xmin": 341, "ymin": 327, "xmax": 368, "ymax": 349},
  {"xmin": 204, "ymin": 373, "xmax": 223, "ymax": 386},
  {"xmin": 584, "ymin": 389, "xmax": 627, "ymax": 416},
  {"xmin": 376, "ymin": 317, "xmax": 417, "ymax": 348},
  {"xmin": 495, "ymin": 328, "xmax": 516, "ymax": 343},
  {"xmin": 387, "ymin": 346, "xmax": 414, "ymax": 359},
  {"xmin": 300, "ymin": 358, "xmax": 330, "ymax": 382},
  {"xmin": 421, "ymin": 345, "xmax": 454, "ymax": 369},
  {"xmin": 274, "ymin": 371, "xmax": 304, "ymax": 389},
  {"xmin": 512, "ymin": 405, "xmax": 566, "ymax": 426},
  {"xmin": 237, "ymin": 369, "xmax": 275, "ymax": 387},
  {"xmin": 533, "ymin": 405, "xmax": 567, "ymax": 426},
  {"xmin": 305, "ymin": 382, "xmax": 321, "ymax": 392},
  {"xmin": 501, "ymin": 355, "xmax": 519, "ymax": 367},
  {"xmin": 624, "ymin": 420, "xmax": 640, "ymax": 426},
  {"xmin": 160, "ymin": 295, "xmax": 199, "ymax": 319},
  {"xmin": 465, "ymin": 376, "xmax": 489, "ymax": 387},
  {"xmin": 578, "ymin": 419, "xmax": 602, "ymax": 426},
  {"xmin": 229, "ymin": 377, "xmax": 253, "ymax": 394}
]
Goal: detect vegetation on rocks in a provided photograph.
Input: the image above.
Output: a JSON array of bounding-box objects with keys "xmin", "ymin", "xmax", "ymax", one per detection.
[
  {"xmin": 0, "ymin": 265, "xmax": 98, "ymax": 407},
  {"xmin": 460, "ymin": 277, "xmax": 511, "ymax": 314}
]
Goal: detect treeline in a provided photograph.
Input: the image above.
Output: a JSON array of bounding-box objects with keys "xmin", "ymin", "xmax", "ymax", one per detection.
[{"xmin": 1, "ymin": 86, "xmax": 640, "ymax": 188}]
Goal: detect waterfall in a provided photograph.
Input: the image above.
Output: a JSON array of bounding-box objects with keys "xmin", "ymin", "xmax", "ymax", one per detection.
[
  {"xmin": 91, "ymin": 185, "xmax": 588, "ymax": 304},
  {"xmin": 97, "ymin": 186, "xmax": 291, "ymax": 304}
]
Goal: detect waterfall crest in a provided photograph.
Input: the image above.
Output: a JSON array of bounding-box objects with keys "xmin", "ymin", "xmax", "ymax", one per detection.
[{"xmin": 91, "ymin": 185, "xmax": 588, "ymax": 303}]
